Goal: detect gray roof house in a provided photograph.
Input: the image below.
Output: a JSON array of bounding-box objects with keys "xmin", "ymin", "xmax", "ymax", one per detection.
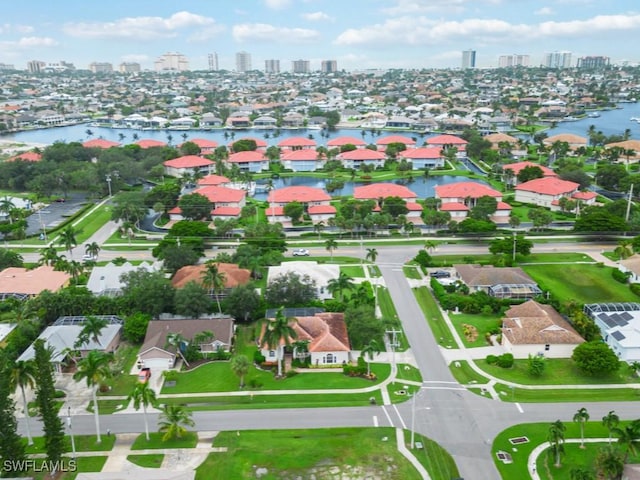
[
  {"xmin": 584, "ymin": 303, "xmax": 640, "ymax": 363},
  {"xmin": 87, "ymin": 261, "xmax": 160, "ymax": 296},
  {"xmin": 454, "ymin": 264, "xmax": 542, "ymax": 299}
]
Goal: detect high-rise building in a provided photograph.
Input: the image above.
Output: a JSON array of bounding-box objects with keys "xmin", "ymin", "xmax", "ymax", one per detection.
[
  {"xmin": 236, "ymin": 51, "xmax": 252, "ymax": 73},
  {"xmin": 0, "ymin": 63, "xmax": 15, "ymax": 71},
  {"xmin": 321, "ymin": 60, "xmax": 338, "ymax": 73},
  {"xmin": 577, "ymin": 56, "xmax": 610, "ymax": 69},
  {"xmin": 89, "ymin": 62, "xmax": 113, "ymax": 74},
  {"xmin": 27, "ymin": 60, "xmax": 46, "ymax": 73},
  {"xmin": 154, "ymin": 52, "xmax": 189, "ymax": 72},
  {"xmin": 543, "ymin": 51, "xmax": 572, "ymax": 69},
  {"xmin": 461, "ymin": 50, "xmax": 476, "ymax": 69},
  {"xmin": 292, "ymin": 59, "xmax": 310, "ymax": 74},
  {"xmin": 119, "ymin": 62, "xmax": 141, "ymax": 73},
  {"xmin": 498, "ymin": 54, "xmax": 530, "ymax": 67},
  {"xmin": 208, "ymin": 53, "xmax": 218, "ymax": 71},
  {"xmin": 265, "ymin": 59, "xmax": 280, "ymax": 74}
]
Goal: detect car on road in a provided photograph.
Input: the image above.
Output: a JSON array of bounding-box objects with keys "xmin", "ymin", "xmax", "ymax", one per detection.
[
  {"xmin": 292, "ymin": 248, "xmax": 310, "ymax": 256},
  {"xmin": 429, "ymin": 270, "xmax": 451, "ymax": 278},
  {"xmin": 138, "ymin": 367, "xmax": 151, "ymax": 383}
]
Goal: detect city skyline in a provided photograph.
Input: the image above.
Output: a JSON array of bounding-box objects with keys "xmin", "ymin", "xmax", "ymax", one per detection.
[{"xmin": 0, "ymin": 0, "xmax": 639, "ymax": 71}]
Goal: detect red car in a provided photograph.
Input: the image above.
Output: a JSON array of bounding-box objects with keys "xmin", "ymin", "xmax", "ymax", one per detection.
[{"xmin": 138, "ymin": 367, "xmax": 151, "ymax": 383}]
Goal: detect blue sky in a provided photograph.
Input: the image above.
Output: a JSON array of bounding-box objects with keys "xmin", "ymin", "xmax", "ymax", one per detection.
[{"xmin": 1, "ymin": 0, "xmax": 639, "ymax": 71}]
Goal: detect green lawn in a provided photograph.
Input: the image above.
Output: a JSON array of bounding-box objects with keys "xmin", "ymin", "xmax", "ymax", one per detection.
[
  {"xmin": 448, "ymin": 313, "xmax": 502, "ymax": 348},
  {"xmin": 402, "ymin": 430, "xmax": 460, "ymax": 480},
  {"xmin": 71, "ymin": 203, "xmax": 113, "ymax": 244},
  {"xmin": 448, "ymin": 360, "xmax": 489, "ymax": 385},
  {"xmin": 25, "ymin": 435, "xmax": 115, "ymax": 455},
  {"xmin": 131, "ymin": 431, "xmax": 198, "ymax": 450},
  {"xmin": 377, "ymin": 287, "xmax": 409, "ymax": 350},
  {"xmin": 197, "ymin": 428, "xmax": 425, "ymax": 480},
  {"xmin": 98, "ymin": 344, "xmax": 140, "ymax": 396},
  {"xmin": 429, "ymin": 252, "xmax": 593, "ymax": 267},
  {"xmin": 161, "ymin": 391, "xmax": 383, "ymax": 411},
  {"xmin": 88, "ymin": 399, "xmax": 130, "ymax": 414},
  {"xmin": 340, "ymin": 265, "xmax": 365, "ymax": 277},
  {"xmin": 127, "ymin": 454, "xmax": 164, "ymax": 468},
  {"xmin": 26, "ymin": 456, "xmax": 108, "ymax": 480},
  {"xmin": 161, "ymin": 361, "xmax": 390, "ymax": 394},
  {"xmin": 522, "ymin": 263, "xmax": 639, "ymax": 303},
  {"xmin": 282, "ymin": 255, "xmax": 363, "ymax": 264},
  {"xmin": 368, "ymin": 265, "xmax": 382, "ymax": 277},
  {"xmin": 493, "ymin": 383, "xmax": 640, "ymax": 403},
  {"xmin": 403, "ymin": 265, "xmax": 422, "ymax": 280},
  {"xmin": 412, "ymin": 287, "xmax": 457, "ymax": 349},
  {"xmin": 395, "ymin": 364, "xmax": 423, "ymax": 383}
]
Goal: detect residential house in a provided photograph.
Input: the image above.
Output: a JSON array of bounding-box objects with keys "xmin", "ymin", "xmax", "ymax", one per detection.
[
  {"xmin": 501, "ymin": 300, "xmax": 584, "ymax": 358},
  {"xmin": 338, "ymin": 148, "xmax": 386, "ymax": 170},
  {"xmin": 376, "ymin": 135, "xmax": 416, "ymax": 152},
  {"xmin": 138, "ymin": 317, "xmax": 235, "ymax": 370},
  {"xmin": 280, "ymin": 149, "xmax": 325, "ymax": 172},
  {"xmin": 514, "ymin": 177, "xmax": 596, "ymax": 210},
  {"xmin": 277, "ymin": 137, "xmax": 316, "ymax": 152},
  {"xmin": 200, "ymin": 113, "xmax": 223, "ymax": 128},
  {"xmin": 87, "ymin": 262, "xmax": 159, "ymax": 297},
  {"xmin": 266, "ymin": 186, "xmax": 335, "ymax": 224},
  {"xmin": 171, "ymin": 263, "xmax": 251, "ymax": 298},
  {"xmin": 281, "ymin": 112, "xmax": 305, "ymax": 128},
  {"xmin": 163, "ymin": 155, "xmax": 213, "ymax": 178},
  {"xmin": 259, "ymin": 311, "xmax": 351, "ymax": 366},
  {"xmin": 426, "ymin": 134, "xmax": 468, "ymax": 156},
  {"xmin": 168, "ymin": 185, "xmax": 246, "ymax": 221},
  {"xmin": 619, "ymin": 255, "xmax": 640, "ymax": 283},
  {"xmin": 135, "ymin": 139, "xmax": 167, "ymax": 149},
  {"xmin": 399, "ymin": 147, "xmax": 445, "ymax": 169},
  {"xmin": 7, "ymin": 151, "xmax": 42, "ymax": 162},
  {"xmin": 454, "ymin": 264, "xmax": 542, "ymax": 299},
  {"xmin": 253, "ymin": 116, "xmax": 278, "ymax": 129},
  {"xmin": 543, "ymin": 133, "xmax": 588, "ymax": 151},
  {"xmin": 18, "ymin": 316, "xmax": 123, "ymax": 373},
  {"xmin": 196, "ymin": 174, "xmax": 231, "ymax": 187},
  {"xmin": 353, "ymin": 183, "xmax": 423, "ymax": 220},
  {"xmin": 227, "ymin": 116, "xmax": 251, "ymax": 128},
  {"xmin": 226, "ymin": 150, "xmax": 269, "ymax": 173},
  {"xmin": 229, "ymin": 137, "xmax": 268, "ymax": 152},
  {"xmin": 186, "ymin": 138, "xmax": 218, "ymax": 154},
  {"xmin": 584, "ymin": 303, "xmax": 640, "ymax": 363},
  {"xmin": 434, "ymin": 182, "xmax": 511, "ymax": 223},
  {"xmin": 267, "ymin": 261, "xmax": 339, "ymax": 301},
  {"xmin": 326, "ymin": 136, "xmax": 367, "ymax": 149},
  {"xmin": 83, "ymin": 138, "xmax": 120, "ymax": 149},
  {"xmin": 502, "ymin": 161, "xmax": 557, "ymax": 187},
  {"xmin": 0, "ymin": 265, "xmax": 70, "ymax": 300}
]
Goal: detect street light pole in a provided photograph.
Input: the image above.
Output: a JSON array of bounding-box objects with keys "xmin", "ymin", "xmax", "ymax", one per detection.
[
  {"xmin": 512, "ymin": 232, "xmax": 516, "ymax": 263},
  {"xmin": 106, "ymin": 174, "xmax": 112, "ymax": 197},
  {"xmin": 410, "ymin": 389, "xmax": 417, "ymax": 449},
  {"xmin": 67, "ymin": 407, "xmax": 76, "ymax": 459}
]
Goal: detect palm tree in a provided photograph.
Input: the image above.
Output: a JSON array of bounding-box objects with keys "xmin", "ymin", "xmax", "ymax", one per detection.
[
  {"xmin": 84, "ymin": 242, "xmax": 100, "ymax": 260},
  {"xmin": 230, "ymin": 354, "xmax": 250, "ymax": 388},
  {"xmin": 38, "ymin": 245, "xmax": 60, "ymax": 266},
  {"xmin": 66, "ymin": 260, "xmax": 84, "ymax": 283},
  {"xmin": 612, "ymin": 420, "xmax": 640, "ymax": 462},
  {"xmin": 325, "ymin": 238, "xmax": 338, "ymax": 261},
  {"xmin": 74, "ymin": 316, "xmax": 108, "ymax": 349},
  {"xmin": 128, "ymin": 382, "xmax": 157, "ymax": 442},
  {"xmin": 548, "ymin": 419, "xmax": 566, "ymax": 468},
  {"xmin": 73, "ymin": 350, "xmax": 112, "ymax": 443},
  {"xmin": 614, "ymin": 240, "xmax": 634, "ymax": 260},
  {"xmin": 594, "ymin": 446, "xmax": 624, "ymax": 480},
  {"xmin": 630, "ymin": 361, "xmax": 640, "ymax": 377},
  {"xmin": 58, "ymin": 225, "xmax": 78, "ymax": 256},
  {"xmin": 366, "ymin": 247, "xmax": 378, "ymax": 263},
  {"xmin": 0, "ymin": 196, "xmax": 16, "ymax": 224},
  {"xmin": 360, "ymin": 339, "xmax": 381, "ymax": 377},
  {"xmin": 9, "ymin": 360, "xmax": 36, "ymax": 445},
  {"xmin": 158, "ymin": 404, "xmax": 194, "ymax": 441},
  {"xmin": 262, "ymin": 308, "xmax": 298, "ymax": 377},
  {"xmin": 314, "ymin": 221, "xmax": 325, "ymax": 239},
  {"xmin": 327, "ymin": 271, "xmax": 355, "ymax": 301},
  {"xmin": 573, "ymin": 407, "xmax": 590, "ymax": 449},
  {"xmin": 201, "ymin": 262, "xmax": 226, "ymax": 314},
  {"xmin": 569, "ymin": 466, "xmax": 594, "ymax": 480},
  {"xmin": 602, "ymin": 410, "xmax": 620, "ymax": 445}
]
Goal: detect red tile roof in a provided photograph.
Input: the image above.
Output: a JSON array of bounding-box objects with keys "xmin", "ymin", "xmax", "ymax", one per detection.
[
  {"xmin": 440, "ymin": 202, "xmax": 469, "ymax": 211},
  {"xmin": 496, "ymin": 201, "xmax": 513, "ymax": 211},
  {"xmin": 277, "ymin": 137, "xmax": 317, "ymax": 147},
  {"xmin": 0, "ymin": 265, "xmax": 70, "ymax": 296},
  {"xmin": 259, "ymin": 312, "xmax": 350, "ymax": 353},
  {"xmin": 8, "ymin": 151, "xmax": 42, "ymax": 162},
  {"xmin": 188, "ymin": 138, "xmax": 218, "ymax": 148},
  {"xmin": 83, "ymin": 138, "xmax": 120, "ymax": 149},
  {"xmin": 265, "ymin": 206, "xmax": 285, "ymax": 216},
  {"xmin": 400, "ymin": 147, "xmax": 443, "ymax": 159},
  {"xmin": 354, "ymin": 183, "xmax": 417, "ymax": 200},
  {"xmin": 211, "ymin": 206, "xmax": 241, "ymax": 216},
  {"xmin": 197, "ymin": 174, "xmax": 231, "ymax": 186},
  {"xmin": 193, "ymin": 185, "xmax": 246, "ymax": 203},
  {"xmin": 164, "ymin": 155, "xmax": 213, "ymax": 169},
  {"xmin": 426, "ymin": 134, "xmax": 468, "ymax": 146},
  {"xmin": 406, "ymin": 202, "xmax": 423, "ymax": 211},
  {"xmin": 135, "ymin": 139, "xmax": 166, "ymax": 149},
  {"xmin": 268, "ymin": 186, "xmax": 331, "ymax": 203},
  {"xmin": 502, "ymin": 161, "xmax": 556, "ymax": 177},
  {"xmin": 281, "ymin": 149, "xmax": 321, "ymax": 161},
  {"xmin": 172, "ymin": 263, "xmax": 250, "ymax": 289},
  {"xmin": 435, "ymin": 182, "xmax": 502, "ymax": 199},
  {"xmin": 308, "ymin": 205, "xmax": 337, "ymax": 215},
  {"xmin": 515, "ymin": 177, "xmax": 579, "ymax": 196},
  {"xmin": 572, "ymin": 191, "xmax": 597, "ymax": 201},
  {"xmin": 338, "ymin": 149, "xmax": 385, "ymax": 160},
  {"xmin": 326, "ymin": 136, "xmax": 367, "ymax": 147},
  {"xmin": 376, "ymin": 135, "xmax": 416, "ymax": 146},
  {"xmin": 227, "ymin": 150, "xmax": 267, "ymax": 163}
]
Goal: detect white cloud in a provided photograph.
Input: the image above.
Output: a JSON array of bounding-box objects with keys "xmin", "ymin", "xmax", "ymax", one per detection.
[
  {"xmin": 535, "ymin": 7, "xmax": 555, "ymax": 15},
  {"xmin": 302, "ymin": 11, "xmax": 333, "ymax": 22},
  {"xmin": 381, "ymin": 0, "xmax": 500, "ymax": 15},
  {"xmin": 0, "ymin": 23, "xmax": 34, "ymax": 34},
  {"xmin": 233, "ymin": 23, "xmax": 320, "ymax": 43},
  {"xmin": 62, "ymin": 11, "xmax": 219, "ymax": 41},
  {"xmin": 0, "ymin": 36, "xmax": 58, "ymax": 54},
  {"xmin": 263, "ymin": 0, "xmax": 291, "ymax": 9}
]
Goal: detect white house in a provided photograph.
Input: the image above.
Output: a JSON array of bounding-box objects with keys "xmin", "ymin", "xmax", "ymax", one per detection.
[{"xmin": 584, "ymin": 303, "xmax": 640, "ymax": 363}]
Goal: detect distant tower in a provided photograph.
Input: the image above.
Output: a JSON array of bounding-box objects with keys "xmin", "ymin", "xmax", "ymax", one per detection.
[
  {"xmin": 208, "ymin": 53, "xmax": 219, "ymax": 71},
  {"xmin": 292, "ymin": 59, "xmax": 310, "ymax": 74},
  {"xmin": 321, "ymin": 60, "xmax": 338, "ymax": 73},
  {"xmin": 154, "ymin": 52, "xmax": 189, "ymax": 71},
  {"xmin": 265, "ymin": 59, "xmax": 280, "ymax": 74},
  {"xmin": 119, "ymin": 62, "xmax": 141, "ymax": 73},
  {"xmin": 461, "ymin": 50, "xmax": 476, "ymax": 69},
  {"xmin": 544, "ymin": 51, "xmax": 572, "ymax": 68},
  {"xmin": 498, "ymin": 54, "xmax": 530, "ymax": 67},
  {"xmin": 577, "ymin": 56, "xmax": 610, "ymax": 69},
  {"xmin": 236, "ymin": 51, "xmax": 252, "ymax": 73}
]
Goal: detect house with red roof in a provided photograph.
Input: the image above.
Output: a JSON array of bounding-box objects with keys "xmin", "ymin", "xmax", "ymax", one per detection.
[
  {"xmin": 338, "ymin": 148, "xmax": 386, "ymax": 170},
  {"xmin": 8, "ymin": 151, "xmax": 42, "ymax": 162},
  {"xmin": 226, "ymin": 150, "xmax": 269, "ymax": 173},
  {"xmin": 502, "ymin": 161, "xmax": 557, "ymax": 186},
  {"xmin": 197, "ymin": 174, "xmax": 231, "ymax": 187},
  {"xmin": 169, "ymin": 185, "xmax": 246, "ymax": 222},
  {"xmin": 435, "ymin": 182, "xmax": 511, "ymax": 223},
  {"xmin": 163, "ymin": 155, "xmax": 213, "ymax": 178},
  {"xmin": 227, "ymin": 116, "xmax": 251, "ymax": 128},
  {"xmin": 266, "ymin": 186, "xmax": 336, "ymax": 224},
  {"xmin": 326, "ymin": 136, "xmax": 367, "ymax": 149},
  {"xmin": 515, "ymin": 177, "xmax": 596, "ymax": 210},
  {"xmin": 134, "ymin": 139, "xmax": 166, "ymax": 149},
  {"xmin": 228, "ymin": 137, "xmax": 268, "ymax": 152},
  {"xmin": 280, "ymin": 149, "xmax": 325, "ymax": 172},
  {"xmin": 186, "ymin": 138, "xmax": 218, "ymax": 154},
  {"xmin": 399, "ymin": 147, "xmax": 444, "ymax": 169},
  {"xmin": 277, "ymin": 137, "xmax": 316, "ymax": 152},
  {"xmin": 354, "ymin": 183, "xmax": 422, "ymax": 219},
  {"xmin": 83, "ymin": 138, "xmax": 120, "ymax": 149},
  {"xmin": 426, "ymin": 134, "xmax": 468, "ymax": 157},
  {"xmin": 376, "ymin": 135, "xmax": 416, "ymax": 152}
]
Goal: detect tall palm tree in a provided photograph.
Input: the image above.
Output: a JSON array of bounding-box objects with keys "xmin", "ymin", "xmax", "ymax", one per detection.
[
  {"xmin": 594, "ymin": 446, "xmax": 624, "ymax": 480},
  {"xmin": 84, "ymin": 242, "xmax": 100, "ymax": 260},
  {"xmin": 73, "ymin": 350, "xmax": 112, "ymax": 443},
  {"xmin": 58, "ymin": 225, "xmax": 78, "ymax": 256},
  {"xmin": 366, "ymin": 248, "xmax": 378, "ymax": 263},
  {"xmin": 230, "ymin": 354, "xmax": 250, "ymax": 388},
  {"xmin": 327, "ymin": 271, "xmax": 355, "ymax": 302},
  {"xmin": 65, "ymin": 260, "xmax": 84, "ymax": 283},
  {"xmin": 548, "ymin": 419, "xmax": 566, "ymax": 468},
  {"xmin": 128, "ymin": 382, "xmax": 157, "ymax": 442},
  {"xmin": 602, "ymin": 410, "xmax": 620, "ymax": 445},
  {"xmin": 74, "ymin": 316, "xmax": 108, "ymax": 349},
  {"xmin": 612, "ymin": 420, "xmax": 640, "ymax": 462},
  {"xmin": 9, "ymin": 360, "xmax": 37, "ymax": 445},
  {"xmin": 424, "ymin": 240, "xmax": 439, "ymax": 254},
  {"xmin": 360, "ymin": 339, "xmax": 381, "ymax": 377},
  {"xmin": 262, "ymin": 308, "xmax": 298, "ymax": 377},
  {"xmin": 614, "ymin": 240, "xmax": 634, "ymax": 260},
  {"xmin": 201, "ymin": 262, "xmax": 226, "ymax": 314},
  {"xmin": 158, "ymin": 404, "xmax": 194, "ymax": 441},
  {"xmin": 38, "ymin": 246, "xmax": 60, "ymax": 266},
  {"xmin": 0, "ymin": 196, "xmax": 16, "ymax": 224},
  {"xmin": 314, "ymin": 221, "xmax": 325, "ymax": 239},
  {"xmin": 573, "ymin": 407, "xmax": 590, "ymax": 449},
  {"xmin": 325, "ymin": 238, "xmax": 338, "ymax": 261}
]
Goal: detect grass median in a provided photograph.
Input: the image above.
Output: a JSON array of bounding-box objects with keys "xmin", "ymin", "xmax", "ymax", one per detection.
[{"xmin": 413, "ymin": 286, "xmax": 457, "ymax": 348}]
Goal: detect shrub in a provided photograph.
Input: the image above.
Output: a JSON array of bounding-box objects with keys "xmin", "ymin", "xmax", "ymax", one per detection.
[
  {"xmin": 163, "ymin": 370, "xmax": 179, "ymax": 381},
  {"xmin": 496, "ymin": 353, "xmax": 514, "ymax": 368},
  {"xmin": 612, "ymin": 268, "xmax": 630, "ymax": 284},
  {"xmin": 414, "ymin": 250, "xmax": 432, "ymax": 268},
  {"xmin": 528, "ymin": 354, "xmax": 546, "ymax": 377},
  {"xmin": 486, "ymin": 355, "xmax": 498, "ymax": 365},
  {"xmin": 253, "ymin": 350, "xmax": 266, "ymax": 365},
  {"xmin": 631, "ymin": 283, "xmax": 640, "ymax": 297},
  {"xmin": 285, "ymin": 370, "xmax": 298, "ymax": 378},
  {"xmin": 247, "ymin": 378, "xmax": 263, "ymax": 389}
]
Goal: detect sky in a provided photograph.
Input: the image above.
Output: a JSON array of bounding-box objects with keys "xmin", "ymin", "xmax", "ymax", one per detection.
[{"xmin": 1, "ymin": 0, "xmax": 639, "ymax": 71}]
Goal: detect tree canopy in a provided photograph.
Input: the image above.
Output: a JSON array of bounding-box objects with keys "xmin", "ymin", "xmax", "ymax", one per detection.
[{"xmin": 572, "ymin": 341, "xmax": 620, "ymax": 377}]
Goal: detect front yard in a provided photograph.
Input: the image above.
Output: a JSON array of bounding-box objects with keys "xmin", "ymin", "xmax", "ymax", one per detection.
[{"xmin": 448, "ymin": 312, "xmax": 502, "ymax": 348}]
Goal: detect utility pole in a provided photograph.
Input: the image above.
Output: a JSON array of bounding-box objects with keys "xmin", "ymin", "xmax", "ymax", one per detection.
[
  {"xmin": 67, "ymin": 407, "xmax": 76, "ymax": 459},
  {"xmin": 625, "ymin": 183, "xmax": 634, "ymax": 223},
  {"xmin": 385, "ymin": 329, "xmax": 402, "ymax": 384},
  {"xmin": 512, "ymin": 232, "xmax": 517, "ymax": 263}
]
